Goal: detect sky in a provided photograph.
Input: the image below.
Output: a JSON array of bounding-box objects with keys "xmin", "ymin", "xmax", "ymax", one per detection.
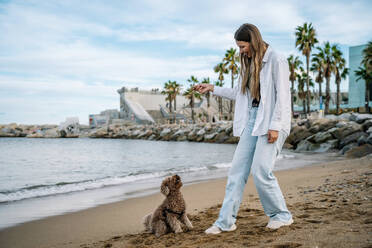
[{"xmin": 0, "ymin": 0, "xmax": 371, "ymax": 124}]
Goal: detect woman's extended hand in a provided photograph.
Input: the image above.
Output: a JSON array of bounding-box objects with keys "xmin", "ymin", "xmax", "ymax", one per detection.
[
  {"xmin": 193, "ymin": 84, "xmax": 214, "ymax": 94},
  {"xmin": 267, "ymin": 130, "xmax": 279, "ymax": 143}
]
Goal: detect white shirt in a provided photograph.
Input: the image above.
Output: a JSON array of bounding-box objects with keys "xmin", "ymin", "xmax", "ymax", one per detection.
[{"xmin": 213, "ymin": 46, "xmax": 291, "ymax": 137}]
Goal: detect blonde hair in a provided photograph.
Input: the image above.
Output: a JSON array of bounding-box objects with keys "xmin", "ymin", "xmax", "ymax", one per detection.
[{"xmin": 234, "ymin": 24, "xmax": 268, "ymax": 100}]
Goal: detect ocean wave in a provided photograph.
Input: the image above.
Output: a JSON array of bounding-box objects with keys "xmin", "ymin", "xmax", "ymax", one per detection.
[
  {"xmin": 278, "ymin": 154, "xmax": 295, "ymax": 159},
  {"xmin": 0, "ymin": 162, "xmax": 232, "ymax": 203}
]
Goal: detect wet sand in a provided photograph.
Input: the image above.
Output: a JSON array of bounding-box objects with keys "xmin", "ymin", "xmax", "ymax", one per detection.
[{"xmin": 0, "ymin": 155, "xmax": 371, "ymax": 248}]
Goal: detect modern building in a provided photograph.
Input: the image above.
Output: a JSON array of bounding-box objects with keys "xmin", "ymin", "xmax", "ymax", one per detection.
[
  {"xmin": 89, "ymin": 109, "xmax": 120, "ymax": 128},
  {"xmin": 117, "ymin": 87, "xmax": 155, "ymax": 124},
  {"xmin": 348, "ymin": 44, "xmax": 371, "ymax": 110},
  {"xmin": 89, "ymin": 85, "xmax": 231, "ymax": 128}
]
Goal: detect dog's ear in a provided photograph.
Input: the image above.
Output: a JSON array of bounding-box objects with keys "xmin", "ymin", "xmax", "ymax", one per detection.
[{"xmin": 161, "ymin": 180, "xmax": 170, "ymax": 196}]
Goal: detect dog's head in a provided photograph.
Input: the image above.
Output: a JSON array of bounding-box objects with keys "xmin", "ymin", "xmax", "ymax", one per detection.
[{"xmin": 160, "ymin": 174, "xmax": 183, "ymax": 196}]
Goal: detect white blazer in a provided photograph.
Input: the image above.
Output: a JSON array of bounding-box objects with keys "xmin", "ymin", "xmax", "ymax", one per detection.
[{"xmin": 213, "ymin": 46, "xmax": 291, "ymax": 137}]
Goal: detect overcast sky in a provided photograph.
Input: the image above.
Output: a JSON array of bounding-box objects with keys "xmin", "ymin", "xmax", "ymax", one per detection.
[{"xmin": 0, "ymin": 0, "xmax": 371, "ymax": 124}]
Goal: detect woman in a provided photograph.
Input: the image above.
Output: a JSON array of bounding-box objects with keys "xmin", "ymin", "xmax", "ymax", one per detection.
[{"xmin": 194, "ymin": 23, "xmax": 293, "ymax": 235}]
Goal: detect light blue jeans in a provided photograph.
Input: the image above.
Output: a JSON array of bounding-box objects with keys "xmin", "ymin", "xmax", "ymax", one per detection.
[{"xmin": 214, "ymin": 107, "xmax": 292, "ymax": 230}]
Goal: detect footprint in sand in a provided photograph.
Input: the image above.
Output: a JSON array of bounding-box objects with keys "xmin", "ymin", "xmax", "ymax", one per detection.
[
  {"xmin": 297, "ymin": 214, "xmax": 310, "ymax": 218},
  {"xmin": 273, "ymin": 242, "xmax": 302, "ymax": 248},
  {"xmin": 305, "ymin": 219, "xmax": 322, "ymax": 223}
]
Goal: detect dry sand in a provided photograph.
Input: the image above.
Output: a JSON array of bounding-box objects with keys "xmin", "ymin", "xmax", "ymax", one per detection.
[{"xmin": 0, "ymin": 155, "xmax": 371, "ymax": 248}]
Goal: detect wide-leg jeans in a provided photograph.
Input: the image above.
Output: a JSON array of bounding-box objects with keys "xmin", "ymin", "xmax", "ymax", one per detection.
[{"xmin": 214, "ymin": 107, "xmax": 292, "ymax": 230}]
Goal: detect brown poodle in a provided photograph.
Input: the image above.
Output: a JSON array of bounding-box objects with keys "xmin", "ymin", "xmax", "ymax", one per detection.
[{"xmin": 143, "ymin": 174, "xmax": 193, "ymax": 237}]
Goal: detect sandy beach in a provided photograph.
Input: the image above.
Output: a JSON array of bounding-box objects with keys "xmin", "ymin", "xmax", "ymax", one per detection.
[{"xmin": 0, "ymin": 155, "xmax": 371, "ymax": 248}]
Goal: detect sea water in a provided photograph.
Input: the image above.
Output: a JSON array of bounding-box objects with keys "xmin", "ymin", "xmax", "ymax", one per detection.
[{"xmin": 0, "ymin": 138, "xmax": 343, "ymax": 229}]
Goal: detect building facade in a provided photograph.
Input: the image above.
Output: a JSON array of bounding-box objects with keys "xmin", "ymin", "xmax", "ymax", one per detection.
[
  {"xmin": 89, "ymin": 86, "xmax": 229, "ymax": 127},
  {"xmin": 348, "ymin": 44, "xmax": 371, "ymax": 109}
]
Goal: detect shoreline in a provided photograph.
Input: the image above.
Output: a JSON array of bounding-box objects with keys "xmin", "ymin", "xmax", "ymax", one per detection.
[
  {"xmin": 0, "ymin": 149, "xmax": 344, "ymax": 231},
  {"xmin": 1, "ymin": 155, "xmax": 371, "ymax": 248}
]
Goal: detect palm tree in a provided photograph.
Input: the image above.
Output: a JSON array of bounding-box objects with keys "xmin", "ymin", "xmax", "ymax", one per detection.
[
  {"xmin": 295, "ymin": 22, "xmax": 318, "ymax": 114},
  {"xmin": 161, "ymin": 80, "xmax": 174, "ymax": 113},
  {"xmin": 297, "ymin": 69, "xmax": 307, "ymax": 114},
  {"xmin": 214, "ymin": 62, "xmax": 228, "ymax": 120},
  {"xmin": 223, "ymin": 48, "xmax": 239, "ymax": 120},
  {"xmin": 288, "ymin": 55, "xmax": 303, "ymax": 117},
  {"xmin": 362, "ymin": 41, "xmax": 372, "ymax": 74},
  {"xmin": 214, "ymin": 80, "xmax": 224, "ymax": 120},
  {"xmin": 355, "ymin": 65, "xmax": 372, "ymax": 113},
  {"xmin": 201, "ymin": 77, "xmax": 212, "ymax": 122},
  {"xmin": 332, "ymin": 46, "xmax": 348, "ymax": 114},
  {"xmin": 313, "ymin": 42, "xmax": 336, "ymax": 114},
  {"xmin": 310, "ymin": 54, "xmax": 324, "ymax": 104},
  {"xmin": 183, "ymin": 76, "xmax": 202, "ymax": 123},
  {"xmin": 214, "ymin": 62, "xmax": 228, "ymax": 86},
  {"xmin": 297, "ymin": 67, "xmax": 315, "ymax": 114},
  {"xmin": 170, "ymin": 81, "xmax": 181, "ymax": 112},
  {"xmin": 358, "ymin": 41, "xmax": 372, "ymax": 113}
]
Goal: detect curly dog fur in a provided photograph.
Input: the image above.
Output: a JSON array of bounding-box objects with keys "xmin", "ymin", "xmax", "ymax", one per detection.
[{"xmin": 143, "ymin": 175, "xmax": 193, "ymax": 237}]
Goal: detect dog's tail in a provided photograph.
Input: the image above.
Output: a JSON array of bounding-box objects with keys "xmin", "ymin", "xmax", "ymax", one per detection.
[{"xmin": 142, "ymin": 213, "xmax": 152, "ymax": 232}]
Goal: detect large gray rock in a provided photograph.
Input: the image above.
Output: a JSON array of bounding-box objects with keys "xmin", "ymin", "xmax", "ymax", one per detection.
[
  {"xmin": 129, "ymin": 129, "xmax": 141, "ymax": 139},
  {"xmin": 216, "ymin": 124, "xmax": 228, "ymax": 133},
  {"xmin": 0, "ymin": 127, "xmax": 16, "ymax": 137},
  {"xmin": 204, "ymin": 123, "xmax": 213, "ymax": 132},
  {"xmin": 339, "ymin": 131, "xmax": 368, "ymax": 148},
  {"xmin": 89, "ymin": 127, "xmax": 108, "ymax": 138},
  {"xmin": 204, "ymin": 132, "xmax": 218, "ymax": 142},
  {"xmin": 345, "ymin": 144, "xmax": 372, "ymax": 158},
  {"xmin": 307, "ymin": 125, "xmax": 320, "ymax": 134},
  {"xmin": 295, "ymin": 140, "xmax": 320, "ymax": 152},
  {"xmin": 118, "ymin": 129, "xmax": 130, "ymax": 138},
  {"xmin": 225, "ymin": 136, "xmax": 239, "ymax": 144},
  {"xmin": 362, "ymin": 119, "xmax": 372, "ymax": 131},
  {"xmin": 367, "ymin": 133, "xmax": 372, "ymax": 145},
  {"xmin": 196, "ymin": 128, "xmax": 206, "ymax": 136},
  {"xmin": 137, "ymin": 130, "xmax": 152, "ymax": 139},
  {"xmin": 170, "ymin": 129, "xmax": 188, "ymax": 141},
  {"xmin": 159, "ymin": 128, "xmax": 172, "ymax": 137},
  {"xmin": 225, "ymin": 125, "xmax": 233, "ymax": 135},
  {"xmin": 187, "ymin": 129, "xmax": 199, "ymax": 141},
  {"xmin": 349, "ymin": 113, "xmax": 372, "ymax": 124},
  {"xmin": 286, "ymin": 126, "xmax": 313, "ymax": 146},
  {"xmin": 172, "ymin": 129, "xmax": 186, "ymax": 137},
  {"xmin": 325, "ymin": 127, "xmax": 339, "ymax": 138},
  {"xmin": 176, "ymin": 135, "xmax": 187, "ymax": 141},
  {"xmin": 194, "ymin": 128, "xmax": 206, "ymax": 142},
  {"xmin": 214, "ymin": 132, "xmax": 229, "ymax": 143},
  {"xmin": 332, "ymin": 122, "xmax": 362, "ymax": 140},
  {"xmin": 27, "ymin": 132, "xmax": 44, "ymax": 138},
  {"xmin": 310, "ymin": 119, "xmax": 338, "ymax": 133},
  {"xmin": 325, "ymin": 113, "xmax": 351, "ymax": 121},
  {"xmin": 338, "ymin": 113, "xmax": 352, "ymax": 120},
  {"xmin": 283, "ymin": 142, "xmax": 294, "ymax": 149},
  {"xmin": 335, "ymin": 120, "xmax": 349, "ymax": 128},
  {"xmin": 339, "ymin": 142, "xmax": 358, "ymax": 155},
  {"xmin": 314, "ymin": 139, "xmax": 339, "ymax": 152},
  {"xmin": 367, "ymin": 126, "xmax": 372, "ymax": 134},
  {"xmin": 312, "ymin": 131, "xmax": 334, "ymax": 143},
  {"xmin": 44, "ymin": 128, "xmax": 60, "ymax": 138},
  {"xmin": 357, "ymin": 135, "xmax": 368, "ymax": 146}
]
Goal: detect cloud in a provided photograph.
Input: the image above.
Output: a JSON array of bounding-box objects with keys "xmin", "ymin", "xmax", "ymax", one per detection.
[
  {"xmin": 0, "ymin": 39, "xmax": 221, "ymax": 84},
  {"xmin": 297, "ymin": 1, "xmax": 372, "ymax": 46},
  {"xmin": 0, "ymin": 0, "xmax": 371, "ymax": 124}
]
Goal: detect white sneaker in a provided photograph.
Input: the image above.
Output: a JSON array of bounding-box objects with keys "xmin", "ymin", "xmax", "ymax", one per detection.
[
  {"xmin": 266, "ymin": 218, "xmax": 293, "ymax": 229},
  {"xmin": 205, "ymin": 224, "xmax": 237, "ymax": 234}
]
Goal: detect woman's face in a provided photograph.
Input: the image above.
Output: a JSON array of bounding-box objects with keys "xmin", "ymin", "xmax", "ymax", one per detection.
[{"xmin": 236, "ymin": 40, "xmax": 251, "ymax": 58}]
